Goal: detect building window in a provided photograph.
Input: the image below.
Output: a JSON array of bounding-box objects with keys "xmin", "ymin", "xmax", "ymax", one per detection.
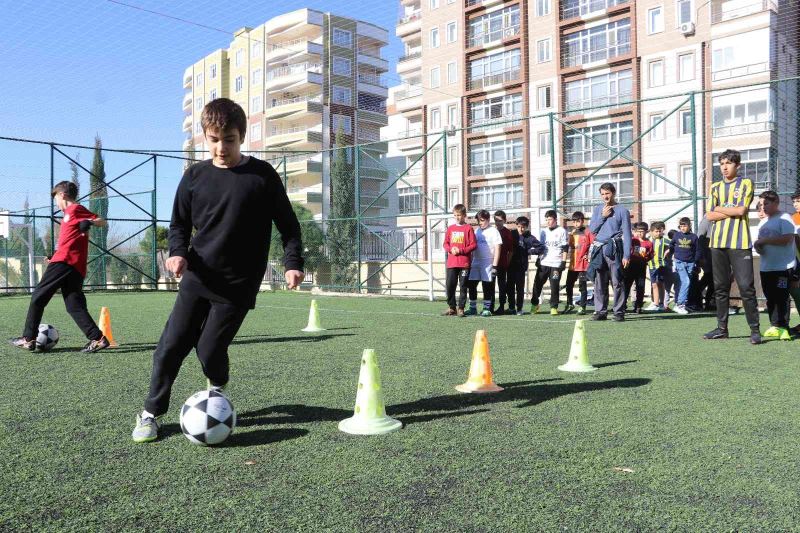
[
  {"xmin": 538, "ymin": 132, "xmax": 551, "ymax": 156},
  {"xmin": 430, "ymin": 148, "xmax": 443, "ymax": 169},
  {"xmin": 194, "ymin": 122, "xmax": 203, "ymax": 135},
  {"xmin": 712, "ymin": 29, "xmax": 770, "ymax": 81},
  {"xmin": 566, "ymin": 172, "xmax": 633, "ymax": 211},
  {"xmin": 398, "ymin": 186, "xmax": 422, "ymax": 214},
  {"xmin": 251, "ymin": 68, "xmax": 262, "ymax": 85},
  {"xmin": 449, "ymin": 188, "xmax": 459, "ymax": 207},
  {"xmin": 649, "ymin": 59, "xmax": 664, "ymax": 87},
  {"xmin": 250, "ymin": 122, "xmax": 262, "ymax": 142},
  {"xmin": 333, "ymin": 114, "xmax": 352, "ymax": 135},
  {"xmin": 430, "ymin": 27, "xmax": 440, "ymax": 48},
  {"xmin": 470, "ymin": 182, "xmax": 524, "ymax": 210},
  {"xmin": 209, "ymin": 89, "xmax": 217, "ymax": 101},
  {"xmin": 332, "ymin": 85, "xmax": 352, "ymax": 105},
  {"xmin": 537, "ymin": 38, "xmax": 552, "ymax": 63},
  {"xmin": 447, "ymin": 62, "xmax": 457, "ymax": 84},
  {"xmin": 430, "ymin": 66, "xmax": 441, "ymax": 88},
  {"xmin": 467, "ymin": 5, "xmax": 521, "ymax": 47},
  {"xmin": 561, "ymin": 19, "xmax": 631, "ymax": 67},
  {"xmin": 469, "ymin": 139, "xmax": 524, "ymax": 175},
  {"xmin": 712, "ymin": 88, "xmax": 772, "ymax": 137},
  {"xmin": 680, "ymin": 110, "xmax": 692, "ymax": 135},
  {"xmin": 677, "ymin": 0, "xmax": 693, "ymax": 24},
  {"xmin": 358, "ymin": 92, "xmax": 386, "ymax": 113},
  {"xmin": 648, "ymin": 6, "xmax": 664, "ymax": 34},
  {"xmin": 333, "ymin": 57, "xmax": 351, "ymax": 76},
  {"xmin": 195, "ymin": 97, "xmax": 203, "ymax": 111},
  {"xmin": 430, "ymin": 0, "xmax": 439, "ymax": 8},
  {"xmin": 468, "ymin": 48, "xmax": 521, "ymax": 90},
  {"xmin": 235, "ymin": 76, "xmax": 243, "ymax": 92},
  {"xmin": 251, "ymin": 95, "xmax": 261, "ymax": 113},
  {"xmin": 210, "ymin": 64, "xmax": 217, "ymax": 79},
  {"xmin": 431, "ymin": 189, "xmax": 442, "ymax": 210},
  {"xmin": 712, "ymin": 148, "xmax": 774, "ymax": 190},
  {"xmin": 650, "ymin": 114, "xmax": 665, "ymax": 140},
  {"xmin": 537, "ymin": 85, "xmax": 552, "ymax": 110},
  {"xmin": 536, "ymin": 0, "xmax": 551, "ymax": 16},
  {"xmin": 448, "ymin": 145, "xmax": 459, "ymax": 167},
  {"xmin": 251, "ymin": 41, "xmax": 261, "ymax": 58},
  {"xmin": 469, "ymin": 93, "xmax": 524, "ymax": 131},
  {"xmin": 678, "ymin": 53, "xmax": 695, "ymax": 81},
  {"xmin": 196, "ymin": 73, "xmax": 204, "ymax": 86},
  {"xmin": 447, "ymin": 22, "xmax": 457, "ymax": 43},
  {"xmin": 650, "ymin": 168, "xmax": 666, "ymax": 194},
  {"xmin": 539, "ymin": 178, "xmax": 553, "ymax": 202},
  {"xmin": 333, "ymin": 29, "xmax": 353, "ymax": 48},
  {"xmin": 447, "ymin": 104, "xmax": 458, "ymax": 126},
  {"xmin": 680, "ymin": 164, "xmax": 694, "ymax": 190},
  {"xmin": 430, "ymin": 107, "xmax": 442, "ymax": 130},
  {"xmin": 564, "ymin": 121, "xmax": 634, "ymax": 164},
  {"xmin": 235, "ymin": 49, "xmax": 244, "ymax": 67},
  {"xmin": 565, "ymin": 69, "xmax": 633, "ymax": 112}
]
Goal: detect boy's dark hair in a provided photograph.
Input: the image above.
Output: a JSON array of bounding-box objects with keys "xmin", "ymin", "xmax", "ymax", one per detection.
[
  {"xmin": 633, "ymin": 221, "xmax": 649, "ymax": 232},
  {"xmin": 201, "ymin": 98, "xmax": 247, "ymax": 138},
  {"xmin": 718, "ymin": 149, "xmax": 741, "ymax": 165},
  {"xmin": 494, "ymin": 210, "xmax": 507, "ymax": 221},
  {"xmin": 678, "ymin": 216, "xmax": 692, "ymax": 226},
  {"xmin": 516, "ymin": 216, "xmax": 530, "ymax": 227},
  {"xmin": 51, "ymin": 181, "xmax": 78, "ymax": 200},
  {"xmin": 476, "ymin": 209, "xmax": 491, "ymax": 221},
  {"xmin": 571, "ymin": 211, "xmax": 585, "ymax": 221},
  {"xmin": 453, "ymin": 204, "xmax": 467, "ymax": 215},
  {"xmin": 650, "ymin": 221, "xmax": 665, "ymax": 230},
  {"xmin": 667, "ymin": 229, "xmax": 677, "ymax": 239},
  {"xmin": 759, "ymin": 190, "xmax": 779, "ymax": 203},
  {"xmin": 544, "ymin": 209, "xmax": 557, "ymax": 219},
  {"xmin": 791, "ymin": 190, "xmax": 800, "ymax": 201},
  {"xmin": 599, "ymin": 182, "xmax": 616, "ymax": 194}
]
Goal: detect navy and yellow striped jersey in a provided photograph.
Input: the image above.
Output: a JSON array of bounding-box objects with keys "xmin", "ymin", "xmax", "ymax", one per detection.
[
  {"xmin": 648, "ymin": 237, "xmax": 670, "ymax": 269},
  {"xmin": 707, "ymin": 177, "xmax": 754, "ymax": 249}
]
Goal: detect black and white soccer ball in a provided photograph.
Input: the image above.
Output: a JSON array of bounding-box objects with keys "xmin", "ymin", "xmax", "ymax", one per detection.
[
  {"xmin": 180, "ymin": 390, "xmax": 236, "ymax": 446},
  {"xmin": 35, "ymin": 324, "xmax": 59, "ymax": 351}
]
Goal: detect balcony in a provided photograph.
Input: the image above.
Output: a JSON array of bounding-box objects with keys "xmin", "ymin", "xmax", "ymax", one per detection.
[
  {"xmin": 712, "ymin": 120, "xmax": 775, "ymax": 137},
  {"xmin": 182, "ymin": 94, "xmax": 192, "ymax": 110},
  {"xmin": 397, "ymin": 129, "xmax": 423, "ymax": 151},
  {"xmin": 466, "ymin": 0, "xmax": 504, "ymax": 8},
  {"xmin": 265, "ymin": 95, "xmax": 323, "ymax": 119},
  {"xmin": 183, "ymin": 68, "xmax": 192, "ymax": 88},
  {"xmin": 288, "ymin": 186, "xmax": 323, "ymax": 207},
  {"xmin": 467, "ymin": 68, "xmax": 521, "ymax": 91},
  {"xmin": 564, "ymin": 147, "xmax": 633, "ymax": 165},
  {"xmin": 469, "ymin": 159, "xmax": 523, "ymax": 176},
  {"xmin": 398, "ymin": 51, "xmax": 422, "ymax": 63},
  {"xmin": 564, "ymin": 91, "xmax": 634, "ymax": 113},
  {"xmin": 264, "ymin": 127, "xmax": 323, "ymax": 149},
  {"xmin": 469, "ymin": 117, "xmax": 524, "ymax": 134},
  {"xmin": 182, "ymin": 115, "xmax": 192, "ymax": 132},
  {"xmin": 467, "ymin": 25, "xmax": 520, "ymax": 48},
  {"xmin": 711, "ymin": 0, "xmax": 778, "ymax": 23},
  {"xmin": 396, "ymin": 11, "xmax": 422, "ymax": 38},
  {"xmin": 562, "ymin": 43, "xmax": 631, "ymax": 68},
  {"xmin": 358, "ymin": 73, "xmax": 387, "ymax": 88},
  {"xmin": 712, "ymin": 61, "xmax": 770, "ymax": 82},
  {"xmin": 560, "ymin": 0, "xmax": 628, "ymax": 21},
  {"xmin": 266, "ymin": 39, "xmax": 323, "ymax": 63},
  {"xmin": 265, "ymin": 64, "xmax": 323, "ymax": 92},
  {"xmin": 358, "ymin": 53, "xmax": 389, "ymax": 72}
]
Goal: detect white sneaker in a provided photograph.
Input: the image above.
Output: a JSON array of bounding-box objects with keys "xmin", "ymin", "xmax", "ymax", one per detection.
[
  {"xmin": 644, "ymin": 303, "xmax": 659, "ymax": 311},
  {"xmin": 657, "ymin": 305, "xmax": 666, "ymax": 312},
  {"xmin": 675, "ymin": 305, "xmax": 689, "ymax": 315}
]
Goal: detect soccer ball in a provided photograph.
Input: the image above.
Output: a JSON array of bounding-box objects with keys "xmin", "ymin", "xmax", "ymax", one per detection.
[
  {"xmin": 35, "ymin": 324, "xmax": 59, "ymax": 351},
  {"xmin": 180, "ymin": 389, "xmax": 236, "ymax": 446}
]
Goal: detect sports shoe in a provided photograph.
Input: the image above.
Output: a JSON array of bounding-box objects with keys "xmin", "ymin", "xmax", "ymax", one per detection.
[
  {"xmin": 674, "ymin": 305, "xmax": 689, "ymax": 315},
  {"xmin": 577, "ymin": 306, "xmax": 586, "ymax": 315},
  {"xmin": 132, "ymin": 414, "xmax": 161, "ymax": 443},
  {"xmin": 463, "ymin": 307, "xmax": 477, "ymax": 316},
  {"xmin": 9, "ymin": 337, "xmax": 35, "ymax": 351},
  {"xmin": 633, "ymin": 307, "xmax": 643, "ymax": 314},
  {"xmin": 657, "ymin": 305, "xmax": 667, "ymax": 312},
  {"xmin": 779, "ymin": 328, "xmax": 792, "ymax": 341},
  {"xmin": 80, "ymin": 336, "xmax": 110, "ymax": 353},
  {"xmin": 750, "ymin": 332, "xmax": 763, "ymax": 345},
  {"xmin": 492, "ymin": 307, "xmax": 506, "ymax": 316},
  {"xmin": 612, "ymin": 314, "xmax": 625, "ymax": 322},
  {"xmin": 515, "ymin": 310, "xmax": 524, "ymax": 316},
  {"xmin": 591, "ymin": 313, "xmax": 607, "ymax": 321},
  {"xmin": 550, "ymin": 307, "xmax": 559, "ymax": 316},
  {"xmin": 441, "ymin": 307, "xmax": 457, "ymax": 316},
  {"xmin": 763, "ymin": 326, "xmax": 782, "ymax": 338},
  {"xmin": 790, "ymin": 324, "xmax": 800, "ymax": 336},
  {"xmin": 644, "ymin": 303, "xmax": 659, "ymax": 311},
  {"xmin": 480, "ymin": 308, "xmax": 492, "ymax": 317},
  {"xmin": 563, "ymin": 304, "xmax": 575, "ymax": 314},
  {"xmin": 531, "ymin": 304, "xmax": 540, "ymax": 314},
  {"xmin": 456, "ymin": 308, "xmax": 465, "ymax": 317},
  {"xmin": 703, "ymin": 328, "xmax": 729, "ymax": 340},
  {"xmin": 206, "ymin": 378, "xmax": 226, "ymax": 394}
]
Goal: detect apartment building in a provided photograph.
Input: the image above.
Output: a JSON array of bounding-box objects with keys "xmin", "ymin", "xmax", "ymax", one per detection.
[{"xmin": 182, "ymin": 8, "xmax": 391, "ymax": 225}]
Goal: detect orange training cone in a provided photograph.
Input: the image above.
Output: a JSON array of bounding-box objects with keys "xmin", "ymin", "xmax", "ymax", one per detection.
[
  {"xmin": 98, "ymin": 307, "xmax": 118, "ymax": 347},
  {"xmin": 455, "ymin": 330, "xmax": 503, "ymax": 393}
]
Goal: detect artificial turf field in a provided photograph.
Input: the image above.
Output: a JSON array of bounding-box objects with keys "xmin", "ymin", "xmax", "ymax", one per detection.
[{"xmin": 2, "ymin": 290, "xmax": 800, "ymax": 531}]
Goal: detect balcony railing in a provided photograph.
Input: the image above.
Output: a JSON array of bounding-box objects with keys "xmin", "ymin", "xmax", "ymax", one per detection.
[
  {"xmin": 269, "ymin": 94, "xmax": 323, "ymax": 108},
  {"xmin": 469, "ymin": 116, "xmax": 523, "ymax": 133},
  {"xmin": 564, "ymin": 91, "xmax": 633, "ymax": 113},
  {"xmin": 564, "ymin": 147, "xmax": 633, "ymax": 165},
  {"xmin": 268, "ymin": 38, "xmax": 304, "ymax": 53},
  {"xmin": 560, "ymin": 0, "xmax": 628, "ymax": 20},
  {"xmin": 712, "ymin": 120, "xmax": 775, "ymax": 137},
  {"xmin": 358, "ymin": 73, "xmax": 387, "ymax": 87},
  {"xmin": 396, "ymin": 87, "xmax": 423, "ymax": 100},
  {"xmin": 712, "ymin": 61, "xmax": 769, "ymax": 81},
  {"xmin": 467, "ymin": 24, "xmax": 520, "ymax": 48},
  {"xmin": 469, "ymin": 159, "xmax": 523, "ymax": 175},
  {"xmin": 267, "ymin": 63, "xmax": 322, "ymax": 81},
  {"xmin": 270, "ymin": 125, "xmax": 322, "ymax": 136},
  {"xmin": 467, "ymin": 68, "xmax": 520, "ymax": 91},
  {"xmin": 398, "ymin": 11, "xmax": 422, "ymax": 25},
  {"xmin": 398, "ymin": 50, "xmax": 422, "ymax": 63},
  {"xmin": 360, "ymin": 103, "xmax": 387, "ymax": 114},
  {"xmin": 562, "ymin": 43, "xmax": 631, "ymax": 68},
  {"xmin": 711, "ymin": 0, "xmax": 778, "ymax": 23}
]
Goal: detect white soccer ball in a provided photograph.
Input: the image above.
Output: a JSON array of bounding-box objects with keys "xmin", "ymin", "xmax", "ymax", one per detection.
[
  {"xmin": 179, "ymin": 390, "xmax": 236, "ymax": 446},
  {"xmin": 35, "ymin": 324, "xmax": 59, "ymax": 351}
]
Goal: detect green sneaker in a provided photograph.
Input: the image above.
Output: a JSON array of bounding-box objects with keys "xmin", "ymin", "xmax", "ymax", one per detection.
[
  {"xmin": 531, "ymin": 304, "xmax": 540, "ymax": 314},
  {"xmin": 763, "ymin": 326, "xmax": 781, "ymax": 338},
  {"xmin": 779, "ymin": 328, "xmax": 793, "ymax": 341},
  {"xmin": 480, "ymin": 308, "xmax": 492, "ymax": 317},
  {"xmin": 463, "ymin": 307, "xmax": 477, "ymax": 316},
  {"xmin": 550, "ymin": 307, "xmax": 559, "ymax": 316},
  {"xmin": 577, "ymin": 306, "xmax": 586, "ymax": 315},
  {"xmin": 132, "ymin": 414, "xmax": 161, "ymax": 443}
]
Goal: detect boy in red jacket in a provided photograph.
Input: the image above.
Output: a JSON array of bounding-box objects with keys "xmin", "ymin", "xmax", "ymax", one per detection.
[
  {"xmin": 564, "ymin": 211, "xmax": 594, "ymax": 314},
  {"xmin": 624, "ymin": 221, "xmax": 654, "ymax": 313},
  {"xmin": 9, "ymin": 181, "xmax": 110, "ymax": 352},
  {"xmin": 442, "ymin": 204, "xmax": 476, "ymax": 316}
]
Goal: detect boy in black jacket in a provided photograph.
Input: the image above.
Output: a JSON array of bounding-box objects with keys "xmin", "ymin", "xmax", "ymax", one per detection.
[
  {"xmin": 132, "ymin": 98, "xmax": 304, "ymax": 443},
  {"xmin": 507, "ymin": 216, "xmax": 543, "ymax": 315}
]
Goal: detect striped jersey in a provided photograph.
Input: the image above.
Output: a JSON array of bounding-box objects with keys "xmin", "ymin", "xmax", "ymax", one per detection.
[
  {"xmin": 648, "ymin": 237, "xmax": 670, "ymax": 269},
  {"xmin": 707, "ymin": 177, "xmax": 754, "ymax": 249}
]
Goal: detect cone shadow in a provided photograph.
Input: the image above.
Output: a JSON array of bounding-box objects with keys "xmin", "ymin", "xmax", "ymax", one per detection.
[
  {"xmin": 238, "ymin": 404, "xmax": 351, "ymax": 427},
  {"xmin": 219, "ymin": 428, "xmax": 308, "ymax": 448},
  {"xmin": 593, "ymin": 360, "xmax": 638, "ymax": 368}
]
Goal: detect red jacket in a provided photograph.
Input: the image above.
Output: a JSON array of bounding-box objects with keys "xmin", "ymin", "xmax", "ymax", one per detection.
[
  {"xmin": 498, "ymin": 226, "xmax": 514, "ymax": 269},
  {"xmin": 444, "ymin": 223, "xmax": 476, "ymax": 269},
  {"xmin": 630, "ymin": 237, "xmax": 654, "ymax": 264},
  {"xmin": 568, "ymin": 227, "xmax": 594, "ymax": 272},
  {"xmin": 50, "ymin": 203, "xmax": 98, "ymax": 277}
]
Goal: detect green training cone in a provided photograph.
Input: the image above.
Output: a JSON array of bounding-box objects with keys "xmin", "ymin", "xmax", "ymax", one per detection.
[
  {"xmin": 301, "ymin": 299, "xmax": 326, "ymax": 332},
  {"xmin": 338, "ymin": 349, "xmax": 402, "ymax": 435},
  {"xmin": 558, "ymin": 320, "xmax": 597, "ymax": 373}
]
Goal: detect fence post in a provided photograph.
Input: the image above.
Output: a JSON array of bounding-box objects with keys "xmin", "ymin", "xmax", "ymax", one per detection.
[
  {"xmin": 548, "ymin": 112, "xmax": 558, "ymax": 214},
  {"xmin": 355, "ymin": 145, "xmax": 361, "ymax": 292},
  {"xmin": 427, "ymin": 215, "xmax": 434, "ymax": 301},
  {"xmin": 152, "ymin": 155, "xmax": 158, "ymax": 289},
  {"xmin": 49, "ymin": 144, "xmax": 55, "ymax": 255},
  {"xmin": 442, "ymin": 131, "xmax": 448, "ymax": 213},
  {"xmin": 689, "ymin": 91, "xmax": 699, "ymax": 225},
  {"xmin": 282, "ymin": 150, "xmax": 288, "ymax": 190},
  {"xmin": 28, "ymin": 210, "xmax": 35, "ymax": 292}
]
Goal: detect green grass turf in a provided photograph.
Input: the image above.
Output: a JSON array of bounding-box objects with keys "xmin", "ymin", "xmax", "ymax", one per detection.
[{"xmin": 2, "ymin": 290, "xmax": 800, "ymax": 531}]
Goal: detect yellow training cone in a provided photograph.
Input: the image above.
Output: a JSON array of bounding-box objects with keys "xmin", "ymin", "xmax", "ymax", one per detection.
[
  {"xmin": 338, "ymin": 349, "xmax": 402, "ymax": 435},
  {"xmin": 558, "ymin": 320, "xmax": 597, "ymax": 373},
  {"xmin": 301, "ymin": 299, "xmax": 325, "ymax": 332},
  {"xmin": 98, "ymin": 307, "xmax": 118, "ymax": 347},
  {"xmin": 455, "ymin": 330, "xmax": 504, "ymax": 393}
]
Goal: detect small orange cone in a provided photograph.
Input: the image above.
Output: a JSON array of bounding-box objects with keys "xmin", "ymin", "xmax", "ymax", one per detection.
[
  {"xmin": 455, "ymin": 330, "xmax": 503, "ymax": 393},
  {"xmin": 98, "ymin": 307, "xmax": 118, "ymax": 347}
]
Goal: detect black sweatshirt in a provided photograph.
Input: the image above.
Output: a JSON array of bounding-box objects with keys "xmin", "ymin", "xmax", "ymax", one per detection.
[{"xmin": 169, "ymin": 157, "xmax": 304, "ymax": 308}]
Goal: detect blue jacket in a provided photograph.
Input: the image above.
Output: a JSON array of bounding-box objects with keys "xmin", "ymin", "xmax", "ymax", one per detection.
[
  {"xmin": 510, "ymin": 229, "xmax": 544, "ymax": 271},
  {"xmin": 589, "ymin": 203, "xmax": 632, "ymax": 260}
]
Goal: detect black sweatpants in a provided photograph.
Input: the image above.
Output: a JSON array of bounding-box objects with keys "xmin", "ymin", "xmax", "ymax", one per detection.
[
  {"xmin": 467, "ymin": 279, "xmax": 494, "ymax": 309},
  {"xmin": 144, "ymin": 288, "xmax": 249, "ymax": 416},
  {"xmin": 491, "ymin": 267, "xmax": 508, "ymax": 311},
  {"xmin": 711, "ymin": 248, "xmax": 760, "ymax": 331},
  {"xmin": 565, "ymin": 270, "xmax": 588, "ymax": 307},
  {"xmin": 506, "ymin": 268, "xmax": 526, "ymax": 311},
  {"xmin": 623, "ymin": 263, "xmax": 647, "ymax": 311},
  {"xmin": 760, "ymin": 270, "xmax": 791, "ymax": 328},
  {"xmin": 531, "ymin": 265, "xmax": 561, "ymax": 307},
  {"xmin": 23, "ymin": 261, "xmax": 102, "ymax": 341},
  {"xmin": 445, "ymin": 267, "xmax": 468, "ymax": 309}
]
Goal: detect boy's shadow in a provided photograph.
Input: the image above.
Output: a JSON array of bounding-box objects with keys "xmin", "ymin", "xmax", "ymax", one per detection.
[{"xmin": 82, "ymin": 333, "xmax": 355, "ymax": 354}]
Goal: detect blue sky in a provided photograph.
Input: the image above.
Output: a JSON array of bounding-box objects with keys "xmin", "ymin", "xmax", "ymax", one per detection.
[{"xmin": 0, "ymin": 0, "xmax": 402, "ymax": 219}]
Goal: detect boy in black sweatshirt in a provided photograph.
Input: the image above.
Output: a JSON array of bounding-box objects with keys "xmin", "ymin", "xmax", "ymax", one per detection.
[
  {"xmin": 132, "ymin": 98, "xmax": 304, "ymax": 443},
  {"xmin": 507, "ymin": 216, "xmax": 543, "ymax": 315}
]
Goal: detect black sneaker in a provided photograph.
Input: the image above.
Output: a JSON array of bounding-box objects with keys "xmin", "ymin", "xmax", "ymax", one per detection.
[
  {"xmin": 591, "ymin": 313, "xmax": 607, "ymax": 321},
  {"xmin": 703, "ymin": 328, "xmax": 729, "ymax": 340},
  {"xmin": 80, "ymin": 336, "xmax": 110, "ymax": 353},
  {"xmin": 613, "ymin": 314, "xmax": 625, "ymax": 322},
  {"xmin": 9, "ymin": 337, "xmax": 35, "ymax": 351},
  {"xmin": 750, "ymin": 332, "xmax": 763, "ymax": 345}
]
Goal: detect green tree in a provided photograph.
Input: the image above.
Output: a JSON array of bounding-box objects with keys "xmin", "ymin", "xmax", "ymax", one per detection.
[
  {"xmin": 139, "ymin": 225, "xmax": 169, "ymax": 254},
  {"xmin": 88, "ymin": 136, "xmax": 109, "ymax": 288},
  {"xmin": 70, "ymin": 154, "xmax": 80, "ymax": 192},
  {"xmin": 270, "ymin": 202, "xmax": 325, "ymax": 273},
  {"xmin": 327, "ymin": 128, "xmax": 358, "ymax": 290}
]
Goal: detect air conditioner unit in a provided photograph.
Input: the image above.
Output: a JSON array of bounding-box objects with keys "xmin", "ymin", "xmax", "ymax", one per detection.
[
  {"xmin": 447, "ymin": 125, "xmax": 457, "ymax": 136},
  {"xmin": 680, "ymin": 22, "xmax": 696, "ymax": 36}
]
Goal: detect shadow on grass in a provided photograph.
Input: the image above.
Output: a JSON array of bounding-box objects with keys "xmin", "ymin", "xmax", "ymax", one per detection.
[
  {"xmin": 594, "ymin": 360, "xmax": 638, "ymax": 368},
  {"xmin": 158, "ymin": 422, "xmax": 307, "ymax": 447}
]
